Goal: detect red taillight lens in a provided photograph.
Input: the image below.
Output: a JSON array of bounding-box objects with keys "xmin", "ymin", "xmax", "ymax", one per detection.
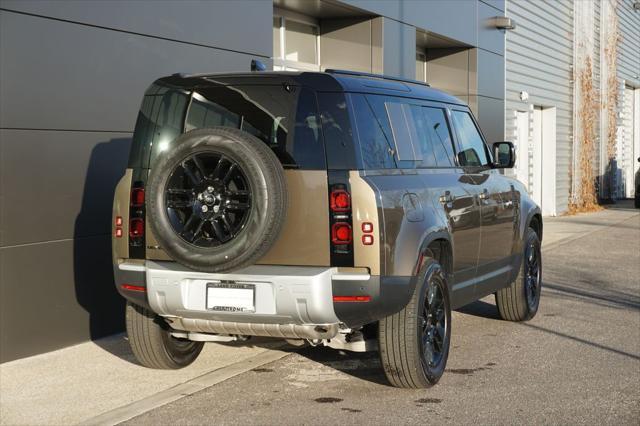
[
  {"xmin": 115, "ymin": 228, "xmax": 123, "ymax": 238},
  {"xmin": 331, "ymin": 222, "xmax": 352, "ymax": 244},
  {"xmin": 115, "ymin": 216, "xmax": 123, "ymax": 227},
  {"xmin": 362, "ymin": 222, "xmax": 373, "ymax": 233},
  {"xmin": 330, "ymin": 189, "xmax": 350, "ymax": 212},
  {"xmin": 362, "ymin": 234, "xmax": 374, "ymax": 245},
  {"xmin": 129, "ymin": 218, "xmax": 144, "ymax": 238},
  {"xmin": 121, "ymin": 284, "xmax": 146, "ymax": 292},
  {"xmin": 131, "ymin": 188, "xmax": 145, "ymax": 207},
  {"xmin": 333, "ymin": 295, "xmax": 371, "ymax": 302}
]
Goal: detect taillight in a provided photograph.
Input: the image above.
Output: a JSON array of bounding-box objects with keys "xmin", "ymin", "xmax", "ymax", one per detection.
[
  {"xmin": 131, "ymin": 188, "xmax": 145, "ymax": 207},
  {"xmin": 129, "ymin": 218, "xmax": 144, "ymax": 238},
  {"xmin": 331, "ymin": 222, "xmax": 352, "ymax": 244},
  {"xmin": 330, "ymin": 189, "xmax": 351, "ymax": 212}
]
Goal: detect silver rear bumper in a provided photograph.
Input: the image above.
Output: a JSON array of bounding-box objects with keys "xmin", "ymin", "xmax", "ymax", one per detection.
[{"xmin": 140, "ymin": 261, "xmax": 370, "ymax": 339}]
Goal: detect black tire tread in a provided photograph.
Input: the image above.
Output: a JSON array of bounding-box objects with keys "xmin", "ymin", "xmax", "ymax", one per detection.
[
  {"xmin": 379, "ymin": 259, "xmax": 450, "ymax": 389},
  {"xmin": 126, "ymin": 302, "xmax": 203, "ymax": 369},
  {"xmin": 496, "ymin": 227, "xmax": 540, "ymax": 322}
]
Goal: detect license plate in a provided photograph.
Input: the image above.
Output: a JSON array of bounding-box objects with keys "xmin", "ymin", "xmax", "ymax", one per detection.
[{"xmin": 206, "ymin": 282, "xmax": 255, "ymax": 312}]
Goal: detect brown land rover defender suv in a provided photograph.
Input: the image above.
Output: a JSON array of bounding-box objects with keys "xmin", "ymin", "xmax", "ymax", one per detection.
[{"xmin": 112, "ymin": 70, "xmax": 542, "ymax": 389}]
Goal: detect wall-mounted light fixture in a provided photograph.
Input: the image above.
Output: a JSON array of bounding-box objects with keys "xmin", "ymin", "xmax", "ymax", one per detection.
[{"xmin": 493, "ymin": 16, "xmax": 516, "ymax": 30}]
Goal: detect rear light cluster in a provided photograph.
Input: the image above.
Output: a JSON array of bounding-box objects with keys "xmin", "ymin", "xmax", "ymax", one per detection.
[
  {"xmin": 128, "ymin": 183, "xmax": 145, "ymax": 250},
  {"xmin": 329, "ymin": 186, "xmax": 353, "ymax": 253}
]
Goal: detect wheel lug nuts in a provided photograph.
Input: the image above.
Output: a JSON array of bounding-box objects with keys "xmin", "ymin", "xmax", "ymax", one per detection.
[
  {"xmin": 207, "ymin": 186, "xmax": 214, "ymax": 192},
  {"xmin": 201, "ymin": 205, "xmax": 208, "ymax": 212}
]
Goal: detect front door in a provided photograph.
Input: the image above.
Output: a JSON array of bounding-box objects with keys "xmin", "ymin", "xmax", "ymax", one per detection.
[{"xmin": 450, "ymin": 109, "xmax": 517, "ymax": 295}]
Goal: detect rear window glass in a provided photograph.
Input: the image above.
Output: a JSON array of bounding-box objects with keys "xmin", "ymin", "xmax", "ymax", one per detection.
[
  {"xmin": 183, "ymin": 85, "xmax": 325, "ymax": 169},
  {"xmin": 129, "ymin": 82, "xmax": 326, "ymax": 170},
  {"xmin": 350, "ymin": 94, "xmax": 396, "ymax": 170}
]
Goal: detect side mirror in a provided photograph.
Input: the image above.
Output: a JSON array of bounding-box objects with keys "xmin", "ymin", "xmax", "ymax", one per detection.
[{"xmin": 492, "ymin": 141, "xmax": 516, "ymax": 169}]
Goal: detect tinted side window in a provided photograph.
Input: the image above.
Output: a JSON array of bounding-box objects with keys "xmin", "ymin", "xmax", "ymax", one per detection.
[
  {"xmin": 317, "ymin": 92, "xmax": 357, "ymax": 170},
  {"xmin": 422, "ymin": 107, "xmax": 456, "ymax": 167},
  {"xmin": 148, "ymin": 91, "xmax": 190, "ymax": 166},
  {"xmin": 451, "ymin": 110, "xmax": 489, "ymax": 167},
  {"xmin": 361, "ymin": 95, "xmax": 419, "ymax": 169},
  {"xmin": 184, "ymin": 85, "xmax": 325, "ymax": 169},
  {"xmin": 351, "ymin": 94, "xmax": 396, "ymax": 169}
]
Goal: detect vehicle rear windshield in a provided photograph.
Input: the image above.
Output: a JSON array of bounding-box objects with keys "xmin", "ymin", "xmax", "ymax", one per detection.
[{"xmin": 128, "ymin": 82, "xmax": 326, "ymax": 170}]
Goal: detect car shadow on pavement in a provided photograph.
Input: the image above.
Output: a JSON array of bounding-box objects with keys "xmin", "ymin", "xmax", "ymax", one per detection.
[
  {"xmin": 456, "ymin": 299, "xmax": 501, "ymax": 319},
  {"xmin": 294, "ymin": 345, "xmax": 390, "ymax": 386}
]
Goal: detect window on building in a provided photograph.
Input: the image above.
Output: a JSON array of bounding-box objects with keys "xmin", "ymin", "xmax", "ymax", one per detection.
[{"xmin": 273, "ymin": 13, "xmax": 320, "ymax": 71}]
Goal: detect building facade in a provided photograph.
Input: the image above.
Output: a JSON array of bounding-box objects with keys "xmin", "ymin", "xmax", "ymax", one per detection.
[
  {"xmin": 0, "ymin": 0, "xmax": 506, "ymax": 362},
  {"xmin": 1, "ymin": 0, "xmax": 638, "ymax": 362},
  {"xmin": 505, "ymin": 0, "xmax": 640, "ymax": 216}
]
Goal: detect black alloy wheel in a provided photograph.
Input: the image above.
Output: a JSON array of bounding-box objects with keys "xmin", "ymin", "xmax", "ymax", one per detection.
[
  {"xmin": 524, "ymin": 236, "xmax": 542, "ymax": 311},
  {"xmin": 421, "ymin": 275, "xmax": 448, "ymax": 371},
  {"xmin": 165, "ymin": 152, "xmax": 252, "ymax": 247}
]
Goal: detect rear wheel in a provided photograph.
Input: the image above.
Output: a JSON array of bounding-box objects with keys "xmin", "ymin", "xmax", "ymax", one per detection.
[
  {"xmin": 378, "ymin": 259, "xmax": 451, "ymax": 388},
  {"xmin": 496, "ymin": 227, "xmax": 542, "ymax": 321},
  {"xmin": 126, "ymin": 302, "xmax": 204, "ymax": 369}
]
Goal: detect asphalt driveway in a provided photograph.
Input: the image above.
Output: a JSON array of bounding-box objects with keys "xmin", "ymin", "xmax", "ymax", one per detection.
[{"xmin": 124, "ymin": 208, "xmax": 640, "ymax": 425}]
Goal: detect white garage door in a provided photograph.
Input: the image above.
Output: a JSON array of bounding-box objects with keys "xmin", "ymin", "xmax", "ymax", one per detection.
[{"xmin": 620, "ymin": 86, "xmax": 639, "ymax": 199}]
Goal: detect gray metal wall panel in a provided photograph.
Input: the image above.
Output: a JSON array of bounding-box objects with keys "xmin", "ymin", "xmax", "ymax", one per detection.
[
  {"xmin": 0, "ymin": 0, "xmax": 272, "ymax": 58},
  {"xmin": 0, "ymin": 236, "xmax": 123, "ymax": 363},
  {"xmin": 481, "ymin": 0, "xmax": 506, "ymax": 12},
  {"xmin": 474, "ymin": 95, "xmax": 506, "ymax": 144},
  {"xmin": 0, "ymin": 130, "xmax": 131, "ymax": 247},
  {"xmin": 0, "ymin": 11, "xmax": 268, "ymax": 132},
  {"xmin": 617, "ymin": 0, "xmax": 640, "ymax": 87},
  {"xmin": 505, "ymin": 0, "xmax": 574, "ymax": 214},
  {"xmin": 343, "ymin": 0, "xmax": 480, "ymax": 47},
  {"xmin": 478, "ymin": 0, "xmax": 506, "ymax": 55},
  {"xmin": 477, "ymin": 48, "xmax": 505, "ymax": 99},
  {"xmin": 382, "ymin": 18, "xmax": 415, "ymax": 79}
]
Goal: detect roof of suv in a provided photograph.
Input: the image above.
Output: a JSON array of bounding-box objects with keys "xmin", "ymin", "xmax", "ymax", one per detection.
[{"xmin": 158, "ymin": 70, "xmax": 466, "ymax": 106}]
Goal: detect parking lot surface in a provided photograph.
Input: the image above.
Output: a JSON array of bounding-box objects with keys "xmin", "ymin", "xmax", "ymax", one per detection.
[{"xmin": 125, "ymin": 208, "xmax": 640, "ymax": 425}]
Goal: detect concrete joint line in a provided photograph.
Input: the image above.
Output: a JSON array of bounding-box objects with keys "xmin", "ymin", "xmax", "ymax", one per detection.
[
  {"xmin": 542, "ymin": 212, "xmax": 640, "ymax": 253},
  {"xmin": 80, "ymin": 347, "xmax": 290, "ymax": 426}
]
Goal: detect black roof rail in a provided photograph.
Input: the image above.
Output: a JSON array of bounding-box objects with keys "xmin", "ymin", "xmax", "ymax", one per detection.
[{"xmin": 325, "ymin": 69, "xmax": 430, "ymax": 87}]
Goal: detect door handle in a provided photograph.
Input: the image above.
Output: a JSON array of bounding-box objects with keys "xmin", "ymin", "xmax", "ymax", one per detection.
[
  {"xmin": 439, "ymin": 191, "xmax": 455, "ymax": 205},
  {"xmin": 478, "ymin": 189, "xmax": 489, "ymax": 200}
]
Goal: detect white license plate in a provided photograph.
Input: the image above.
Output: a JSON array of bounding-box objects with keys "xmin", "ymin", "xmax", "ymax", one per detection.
[{"xmin": 206, "ymin": 283, "xmax": 255, "ymax": 312}]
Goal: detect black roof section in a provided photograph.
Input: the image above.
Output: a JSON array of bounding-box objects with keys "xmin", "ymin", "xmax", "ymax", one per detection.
[{"xmin": 158, "ymin": 70, "xmax": 466, "ymax": 106}]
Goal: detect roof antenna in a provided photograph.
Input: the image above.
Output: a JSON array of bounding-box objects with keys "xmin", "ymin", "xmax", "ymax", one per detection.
[{"xmin": 251, "ymin": 59, "xmax": 267, "ymax": 72}]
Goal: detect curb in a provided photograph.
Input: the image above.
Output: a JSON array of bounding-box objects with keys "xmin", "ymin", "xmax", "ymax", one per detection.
[{"xmin": 81, "ymin": 346, "xmax": 290, "ymax": 426}]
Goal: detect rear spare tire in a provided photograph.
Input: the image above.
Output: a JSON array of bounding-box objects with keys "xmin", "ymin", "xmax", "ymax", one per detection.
[{"xmin": 147, "ymin": 127, "xmax": 287, "ymax": 272}]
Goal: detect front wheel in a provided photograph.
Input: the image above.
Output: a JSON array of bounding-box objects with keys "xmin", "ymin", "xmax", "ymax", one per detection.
[
  {"xmin": 495, "ymin": 227, "xmax": 542, "ymax": 321},
  {"xmin": 126, "ymin": 302, "xmax": 204, "ymax": 369},
  {"xmin": 378, "ymin": 259, "xmax": 451, "ymax": 388}
]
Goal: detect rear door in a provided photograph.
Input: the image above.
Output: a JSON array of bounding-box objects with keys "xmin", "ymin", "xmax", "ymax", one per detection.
[
  {"xmin": 450, "ymin": 108, "xmax": 517, "ymax": 295},
  {"xmin": 349, "ymin": 94, "xmax": 482, "ymax": 307}
]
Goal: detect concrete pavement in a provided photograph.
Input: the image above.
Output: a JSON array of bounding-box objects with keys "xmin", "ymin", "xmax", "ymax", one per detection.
[
  {"xmin": 1, "ymin": 203, "xmax": 638, "ymax": 425},
  {"xmin": 126, "ymin": 205, "xmax": 640, "ymax": 425}
]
